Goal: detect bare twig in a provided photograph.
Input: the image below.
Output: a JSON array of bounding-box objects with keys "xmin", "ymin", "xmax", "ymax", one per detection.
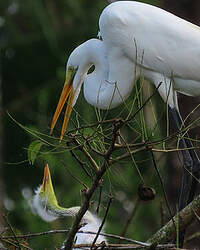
[
  {"xmin": 0, "ymin": 237, "xmax": 32, "ymax": 250},
  {"xmin": 110, "ymin": 146, "xmax": 147, "ymax": 164},
  {"xmin": 73, "ymin": 137, "xmax": 100, "ymax": 172},
  {"xmin": 3, "ymin": 215, "xmax": 22, "ymax": 250},
  {"xmin": 91, "ymin": 196, "xmax": 113, "ymax": 249},
  {"xmin": 66, "ymin": 142, "xmax": 92, "ymax": 178},
  {"xmin": 74, "ymin": 243, "xmax": 176, "ymax": 249},
  {"xmin": 83, "ymin": 134, "xmax": 106, "ymax": 157},
  {"xmin": 150, "ymin": 150, "xmax": 176, "ymax": 230},
  {"xmin": 0, "ymin": 229, "xmax": 148, "ymax": 245}
]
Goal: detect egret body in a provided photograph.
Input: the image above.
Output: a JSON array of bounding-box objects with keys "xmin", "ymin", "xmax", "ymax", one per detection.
[
  {"xmin": 33, "ymin": 164, "xmax": 106, "ymax": 249},
  {"xmin": 50, "ymin": 1, "xmax": 200, "ymax": 245},
  {"xmin": 51, "ymin": 1, "xmax": 200, "ymax": 138}
]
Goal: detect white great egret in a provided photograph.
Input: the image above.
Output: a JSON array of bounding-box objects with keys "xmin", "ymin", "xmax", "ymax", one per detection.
[
  {"xmin": 32, "ymin": 164, "xmax": 107, "ymax": 249},
  {"xmin": 50, "ymin": 1, "xmax": 200, "ymax": 244}
]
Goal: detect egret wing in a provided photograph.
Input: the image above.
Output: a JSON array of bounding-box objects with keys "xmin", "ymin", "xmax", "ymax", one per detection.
[{"xmin": 99, "ymin": 1, "xmax": 200, "ymax": 80}]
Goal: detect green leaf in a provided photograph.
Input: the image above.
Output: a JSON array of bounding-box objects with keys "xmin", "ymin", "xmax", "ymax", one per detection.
[{"xmin": 28, "ymin": 140, "xmax": 43, "ymax": 165}]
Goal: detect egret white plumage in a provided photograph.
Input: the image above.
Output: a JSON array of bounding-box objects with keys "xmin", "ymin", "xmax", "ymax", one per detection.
[
  {"xmin": 50, "ymin": 1, "xmax": 200, "ymax": 245},
  {"xmin": 33, "ymin": 164, "xmax": 107, "ymax": 249}
]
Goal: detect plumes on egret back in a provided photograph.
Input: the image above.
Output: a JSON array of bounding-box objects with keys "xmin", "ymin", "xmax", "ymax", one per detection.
[{"xmin": 32, "ymin": 164, "xmax": 107, "ymax": 247}]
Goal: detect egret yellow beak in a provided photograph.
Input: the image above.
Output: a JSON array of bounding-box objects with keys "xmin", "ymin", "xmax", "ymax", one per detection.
[{"xmin": 50, "ymin": 66, "xmax": 77, "ymax": 141}]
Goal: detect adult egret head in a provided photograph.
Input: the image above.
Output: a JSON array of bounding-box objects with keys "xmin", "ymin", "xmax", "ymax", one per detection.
[
  {"xmin": 32, "ymin": 164, "xmax": 107, "ymax": 246},
  {"xmin": 50, "ymin": 39, "xmax": 108, "ymax": 141}
]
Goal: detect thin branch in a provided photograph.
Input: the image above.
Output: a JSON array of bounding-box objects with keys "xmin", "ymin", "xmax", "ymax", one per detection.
[
  {"xmin": 73, "ymin": 137, "xmax": 100, "ymax": 172},
  {"xmin": 91, "ymin": 196, "xmax": 113, "ymax": 249},
  {"xmin": 1, "ymin": 229, "xmax": 70, "ymax": 239},
  {"xmin": 66, "ymin": 142, "xmax": 92, "ymax": 178},
  {"xmin": 1, "ymin": 228, "xmax": 185, "ymax": 249},
  {"xmin": 1, "ymin": 228, "xmax": 153, "ymax": 246},
  {"xmin": 83, "ymin": 134, "xmax": 106, "ymax": 157},
  {"xmin": 150, "ymin": 150, "xmax": 176, "ymax": 230},
  {"xmin": 152, "ymin": 146, "xmax": 200, "ymax": 153},
  {"xmin": 110, "ymin": 146, "xmax": 147, "ymax": 164},
  {"xmin": 0, "ymin": 237, "xmax": 32, "ymax": 250},
  {"xmin": 0, "ymin": 238, "xmax": 20, "ymax": 249},
  {"xmin": 74, "ymin": 243, "xmax": 176, "ymax": 250},
  {"xmin": 3, "ymin": 215, "xmax": 22, "ymax": 250}
]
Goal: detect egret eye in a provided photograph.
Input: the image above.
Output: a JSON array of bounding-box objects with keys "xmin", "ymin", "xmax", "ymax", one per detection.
[
  {"xmin": 88, "ymin": 65, "xmax": 95, "ymax": 74},
  {"xmin": 68, "ymin": 65, "xmax": 75, "ymax": 71}
]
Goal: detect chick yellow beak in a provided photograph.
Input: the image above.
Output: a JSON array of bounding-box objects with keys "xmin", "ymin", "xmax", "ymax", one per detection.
[
  {"xmin": 50, "ymin": 66, "xmax": 77, "ymax": 141},
  {"xmin": 41, "ymin": 164, "xmax": 59, "ymax": 208},
  {"xmin": 41, "ymin": 164, "xmax": 54, "ymax": 195}
]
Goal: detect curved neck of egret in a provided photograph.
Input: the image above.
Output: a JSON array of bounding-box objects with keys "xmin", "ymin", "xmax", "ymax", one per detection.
[{"xmin": 82, "ymin": 40, "xmax": 136, "ymax": 110}]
